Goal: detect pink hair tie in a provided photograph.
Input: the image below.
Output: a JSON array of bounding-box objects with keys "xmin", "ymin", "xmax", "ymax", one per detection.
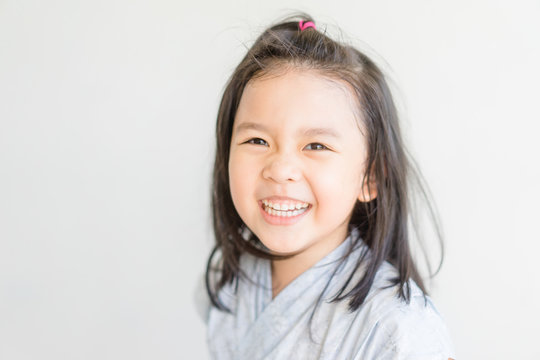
[{"xmin": 298, "ymin": 20, "xmax": 316, "ymax": 31}]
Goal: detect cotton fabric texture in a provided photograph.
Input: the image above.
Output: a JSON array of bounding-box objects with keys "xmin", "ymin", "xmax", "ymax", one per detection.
[{"xmin": 198, "ymin": 230, "xmax": 455, "ymax": 359}]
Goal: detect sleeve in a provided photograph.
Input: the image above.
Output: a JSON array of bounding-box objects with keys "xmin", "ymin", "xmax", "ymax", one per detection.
[
  {"xmin": 193, "ymin": 272, "xmax": 211, "ymax": 324},
  {"xmin": 359, "ymin": 296, "xmax": 456, "ymax": 360}
]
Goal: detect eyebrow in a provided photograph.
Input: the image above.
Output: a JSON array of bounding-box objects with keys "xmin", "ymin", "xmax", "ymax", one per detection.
[{"xmin": 234, "ymin": 122, "xmax": 342, "ymax": 139}]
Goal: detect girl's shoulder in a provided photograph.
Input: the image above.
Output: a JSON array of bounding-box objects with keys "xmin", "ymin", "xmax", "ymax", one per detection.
[
  {"xmin": 350, "ymin": 261, "xmax": 455, "ymax": 359},
  {"xmin": 194, "ymin": 250, "xmax": 262, "ymax": 324},
  {"xmin": 194, "ymin": 272, "xmax": 211, "ymax": 324}
]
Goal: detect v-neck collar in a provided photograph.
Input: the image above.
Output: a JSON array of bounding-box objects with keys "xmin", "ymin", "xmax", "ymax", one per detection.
[
  {"xmin": 234, "ymin": 229, "xmax": 365, "ymax": 358},
  {"xmin": 260, "ymin": 228, "xmax": 361, "ymax": 314}
]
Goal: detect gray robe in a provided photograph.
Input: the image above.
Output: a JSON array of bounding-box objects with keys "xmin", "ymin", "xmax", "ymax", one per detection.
[{"xmin": 200, "ymin": 231, "xmax": 455, "ymax": 359}]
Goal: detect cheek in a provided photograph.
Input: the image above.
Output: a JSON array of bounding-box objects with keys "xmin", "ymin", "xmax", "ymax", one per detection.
[
  {"xmin": 228, "ymin": 152, "xmax": 256, "ymax": 210},
  {"xmin": 310, "ymin": 159, "xmax": 364, "ymax": 212}
]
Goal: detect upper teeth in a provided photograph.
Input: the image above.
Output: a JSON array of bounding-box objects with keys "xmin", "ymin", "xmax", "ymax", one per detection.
[{"xmin": 262, "ymin": 199, "xmax": 309, "ymax": 211}]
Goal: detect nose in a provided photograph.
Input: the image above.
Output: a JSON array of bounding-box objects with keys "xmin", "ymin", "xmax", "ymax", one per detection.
[{"xmin": 262, "ymin": 152, "xmax": 301, "ymax": 184}]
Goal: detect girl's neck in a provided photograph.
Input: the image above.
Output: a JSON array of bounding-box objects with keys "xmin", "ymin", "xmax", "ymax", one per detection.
[{"xmin": 270, "ymin": 231, "xmax": 348, "ymax": 299}]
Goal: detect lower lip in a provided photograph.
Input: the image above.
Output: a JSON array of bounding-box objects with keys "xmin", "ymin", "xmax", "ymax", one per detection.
[{"xmin": 259, "ymin": 201, "xmax": 311, "ymax": 226}]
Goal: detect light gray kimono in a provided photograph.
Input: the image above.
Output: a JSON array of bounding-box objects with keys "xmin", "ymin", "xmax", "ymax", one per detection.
[{"xmin": 198, "ymin": 231, "xmax": 455, "ymax": 359}]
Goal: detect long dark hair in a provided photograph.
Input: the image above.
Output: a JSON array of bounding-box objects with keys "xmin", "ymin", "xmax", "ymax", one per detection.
[{"xmin": 206, "ymin": 12, "xmax": 443, "ymax": 314}]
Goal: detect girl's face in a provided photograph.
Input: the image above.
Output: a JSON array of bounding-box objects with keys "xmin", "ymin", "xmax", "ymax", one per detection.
[{"xmin": 229, "ymin": 69, "xmax": 373, "ymax": 264}]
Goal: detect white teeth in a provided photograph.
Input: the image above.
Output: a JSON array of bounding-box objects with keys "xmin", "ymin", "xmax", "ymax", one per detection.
[
  {"xmin": 262, "ymin": 200, "xmax": 309, "ymax": 211},
  {"xmin": 262, "ymin": 203, "xmax": 309, "ymax": 217},
  {"xmin": 261, "ymin": 199, "xmax": 310, "ymax": 219}
]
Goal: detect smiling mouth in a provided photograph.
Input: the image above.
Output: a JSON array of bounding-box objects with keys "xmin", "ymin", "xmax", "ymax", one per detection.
[{"xmin": 261, "ymin": 199, "xmax": 311, "ymax": 217}]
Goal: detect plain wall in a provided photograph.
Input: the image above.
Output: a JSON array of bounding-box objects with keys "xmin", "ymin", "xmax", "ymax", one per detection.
[{"xmin": 1, "ymin": 0, "xmax": 539, "ymax": 359}]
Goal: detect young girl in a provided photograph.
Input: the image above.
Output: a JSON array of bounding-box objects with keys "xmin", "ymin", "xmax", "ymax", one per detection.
[{"xmin": 200, "ymin": 13, "xmax": 455, "ymax": 360}]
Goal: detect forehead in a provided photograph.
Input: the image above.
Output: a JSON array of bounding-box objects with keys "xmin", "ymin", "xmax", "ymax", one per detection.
[{"xmin": 234, "ymin": 69, "xmax": 362, "ymax": 134}]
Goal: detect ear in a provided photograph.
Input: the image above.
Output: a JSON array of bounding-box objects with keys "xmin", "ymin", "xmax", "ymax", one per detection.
[{"xmin": 358, "ymin": 174, "xmax": 377, "ymax": 203}]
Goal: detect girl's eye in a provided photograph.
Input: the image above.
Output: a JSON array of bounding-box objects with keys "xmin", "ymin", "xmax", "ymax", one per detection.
[
  {"xmin": 246, "ymin": 138, "xmax": 268, "ymax": 146},
  {"xmin": 304, "ymin": 143, "xmax": 328, "ymax": 151}
]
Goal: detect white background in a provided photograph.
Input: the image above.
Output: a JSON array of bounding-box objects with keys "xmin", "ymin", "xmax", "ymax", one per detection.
[{"xmin": 1, "ymin": 0, "xmax": 539, "ymax": 359}]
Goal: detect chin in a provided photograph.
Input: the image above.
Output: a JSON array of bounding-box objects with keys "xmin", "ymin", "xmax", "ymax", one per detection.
[{"xmin": 258, "ymin": 235, "xmax": 308, "ymax": 256}]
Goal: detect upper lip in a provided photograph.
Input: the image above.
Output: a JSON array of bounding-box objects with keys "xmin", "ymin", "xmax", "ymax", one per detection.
[{"xmin": 260, "ymin": 195, "xmax": 310, "ymax": 203}]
